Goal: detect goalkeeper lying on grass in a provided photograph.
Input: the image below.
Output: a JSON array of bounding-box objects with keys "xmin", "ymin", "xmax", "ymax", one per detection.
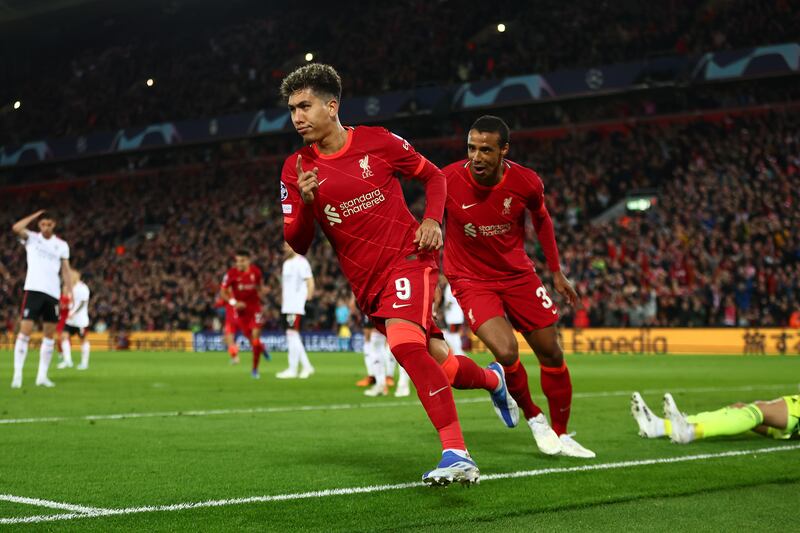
[{"xmin": 631, "ymin": 392, "xmax": 799, "ymax": 444}]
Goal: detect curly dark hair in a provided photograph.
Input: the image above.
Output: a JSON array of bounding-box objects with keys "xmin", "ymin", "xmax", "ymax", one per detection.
[{"xmin": 279, "ymin": 63, "xmax": 342, "ymax": 102}]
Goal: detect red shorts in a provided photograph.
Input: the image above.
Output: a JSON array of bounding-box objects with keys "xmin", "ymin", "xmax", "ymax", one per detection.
[
  {"xmin": 284, "ymin": 314, "xmax": 302, "ymax": 330},
  {"xmin": 450, "ymin": 272, "xmax": 559, "ymax": 333},
  {"xmin": 235, "ymin": 308, "xmax": 263, "ymax": 334},
  {"xmin": 372, "ymin": 260, "xmax": 438, "ymax": 335}
]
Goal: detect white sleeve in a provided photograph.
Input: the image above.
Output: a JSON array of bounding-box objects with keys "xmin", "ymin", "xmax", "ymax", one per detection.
[
  {"xmin": 19, "ymin": 231, "xmax": 35, "ymax": 246},
  {"xmin": 61, "ymin": 242, "xmax": 70, "ymax": 260},
  {"xmin": 77, "ymin": 284, "xmax": 90, "ymax": 302},
  {"xmin": 301, "ymin": 258, "xmax": 312, "ymax": 279}
]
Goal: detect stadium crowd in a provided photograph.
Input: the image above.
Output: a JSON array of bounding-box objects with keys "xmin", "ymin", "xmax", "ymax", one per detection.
[
  {"xmin": 1, "ymin": 110, "xmax": 798, "ymax": 334},
  {"xmin": 2, "ymin": 0, "xmax": 796, "ymax": 145}
]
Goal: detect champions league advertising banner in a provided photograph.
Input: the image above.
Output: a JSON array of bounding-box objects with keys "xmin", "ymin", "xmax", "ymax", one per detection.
[{"xmin": 193, "ymin": 331, "xmax": 365, "ymax": 353}]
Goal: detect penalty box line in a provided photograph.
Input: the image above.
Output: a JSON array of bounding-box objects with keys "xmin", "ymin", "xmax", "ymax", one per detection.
[
  {"xmin": 0, "ymin": 383, "xmax": 795, "ymax": 426},
  {"xmin": 1, "ymin": 443, "xmax": 798, "ymax": 525}
]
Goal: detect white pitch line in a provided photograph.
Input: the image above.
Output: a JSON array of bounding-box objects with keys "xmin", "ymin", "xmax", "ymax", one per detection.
[
  {"xmin": 1, "ymin": 443, "xmax": 798, "ymax": 525},
  {"xmin": 0, "ymin": 494, "xmax": 107, "ymax": 514},
  {"xmin": 0, "ymin": 383, "xmax": 795, "ymax": 426}
]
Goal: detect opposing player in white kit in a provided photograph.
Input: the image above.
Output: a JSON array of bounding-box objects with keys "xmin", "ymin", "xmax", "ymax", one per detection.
[
  {"xmin": 276, "ymin": 242, "xmax": 315, "ymax": 379},
  {"xmin": 441, "ymin": 279, "xmax": 465, "ymax": 355},
  {"xmin": 11, "ymin": 210, "xmax": 73, "ymax": 388},
  {"xmin": 57, "ymin": 268, "xmax": 91, "ymax": 370}
]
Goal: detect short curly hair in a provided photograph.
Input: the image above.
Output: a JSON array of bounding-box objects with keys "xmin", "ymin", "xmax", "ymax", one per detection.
[{"xmin": 280, "ymin": 63, "xmax": 342, "ymax": 102}]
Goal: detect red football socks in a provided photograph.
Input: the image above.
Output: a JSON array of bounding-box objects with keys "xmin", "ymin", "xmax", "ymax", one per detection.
[
  {"xmin": 228, "ymin": 344, "xmax": 239, "ymax": 358},
  {"xmin": 252, "ymin": 340, "xmax": 262, "ymax": 371},
  {"xmin": 451, "ymin": 355, "xmax": 499, "ymax": 391},
  {"xmin": 540, "ymin": 363, "xmax": 572, "ymax": 435},
  {"xmin": 388, "ymin": 323, "xmax": 465, "ymax": 451},
  {"xmin": 502, "ymin": 359, "xmax": 543, "ymax": 420}
]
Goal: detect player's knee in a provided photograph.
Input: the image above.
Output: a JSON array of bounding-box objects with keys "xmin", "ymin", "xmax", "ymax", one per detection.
[
  {"xmin": 493, "ymin": 340, "xmax": 519, "ymax": 366},
  {"xmin": 428, "ymin": 337, "xmax": 449, "ymax": 364}
]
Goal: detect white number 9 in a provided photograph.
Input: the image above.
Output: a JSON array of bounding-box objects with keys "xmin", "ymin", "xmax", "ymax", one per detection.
[{"xmin": 395, "ymin": 278, "xmax": 411, "ymax": 300}]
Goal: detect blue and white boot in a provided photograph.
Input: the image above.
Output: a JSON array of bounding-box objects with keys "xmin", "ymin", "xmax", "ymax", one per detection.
[
  {"xmin": 422, "ymin": 450, "xmax": 480, "ymax": 487},
  {"xmin": 487, "ymin": 362, "xmax": 519, "ymax": 428}
]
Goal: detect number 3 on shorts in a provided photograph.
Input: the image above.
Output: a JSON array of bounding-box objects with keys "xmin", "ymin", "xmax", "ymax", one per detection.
[
  {"xmin": 536, "ymin": 286, "xmax": 553, "ymax": 309},
  {"xmin": 395, "ymin": 278, "xmax": 411, "ymax": 300}
]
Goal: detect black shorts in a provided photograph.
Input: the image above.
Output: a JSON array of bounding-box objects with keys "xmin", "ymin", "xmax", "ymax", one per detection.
[
  {"xmin": 284, "ymin": 314, "xmax": 302, "ymax": 330},
  {"xmin": 21, "ymin": 291, "xmax": 59, "ymax": 323},
  {"xmin": 362, "ymin": 314, "xmax": 375, "ymax": 329},
  {"xmin": 64, "ymin": 325, "xmax": 87, "ymax": 339}
]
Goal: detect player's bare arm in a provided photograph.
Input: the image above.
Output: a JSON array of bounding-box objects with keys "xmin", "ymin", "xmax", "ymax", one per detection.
[
  {"xmin": 221, "ymin": 286, "xmax": 244, "ymax": 310},
  {"xmin": 296, "ymin": 155, "xmax": 320, "ymax": 205},
  {"xmin": 11, "ymin": 209, "xmax": 46, "ymax": 239},
  {"xmin": 553, "ymin": 271, "xmax": 579, "ymax": 308},
  {"xmin": 306, "ymin": 275, "xmax": 315, "ymax": 296},
  {"xmin": 413, "ymin": 218, "xmax": 443, "ymax": 251},
  {"xmin": 61, "ymin": 259, "xmax": 74, "ymax": 295}
]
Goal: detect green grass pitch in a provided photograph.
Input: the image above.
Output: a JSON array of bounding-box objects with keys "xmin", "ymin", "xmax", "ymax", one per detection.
[{"xmin": 0, "ymin": 349, "xmax": 798, "ymax": 531}]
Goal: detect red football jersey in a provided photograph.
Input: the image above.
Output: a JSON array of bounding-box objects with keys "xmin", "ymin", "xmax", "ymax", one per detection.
[
  {"xmin": 281, "ymin": 126, "xmax": 445, "ymax": 313},
  {"xmin": 443, "ymin": 159, "xmax": 559, "ymax": 281},
  {"xmin": 221, "ymin": 265, "xmax": 263, "ymax": 311}
]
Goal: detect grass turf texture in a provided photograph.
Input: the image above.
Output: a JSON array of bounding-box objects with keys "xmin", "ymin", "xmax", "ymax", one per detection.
[{"xmin": 0, "ymin": 350, "xmax": 798, "ymax": 531}]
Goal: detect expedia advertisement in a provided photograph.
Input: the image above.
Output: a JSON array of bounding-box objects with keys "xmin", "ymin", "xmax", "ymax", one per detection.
[
  {"xmin": 0, "ymin": 331, "xmax": 192, "ymax": 352},
  {"xmin": 470, "ymin": 328, "xmax": 800, "ymax": 356}
]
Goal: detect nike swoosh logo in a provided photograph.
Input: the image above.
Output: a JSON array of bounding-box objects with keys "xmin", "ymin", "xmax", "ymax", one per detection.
[
  {"xmin": 428, "ymin": 386, "xmax": 448, "ymax": 396},
  {"xmin": 392, "ymin": 302, "xmax": 412, "ymax": 309},
  {"xmin": 461, "ymin": 202, "xmax": 479, "ymax": 209},
  {"xmin": 318, "ymin": 178, "xmax": 328, "ymax": 186}
]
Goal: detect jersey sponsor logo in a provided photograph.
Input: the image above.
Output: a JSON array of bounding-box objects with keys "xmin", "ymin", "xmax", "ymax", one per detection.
[
  {"xmin": 280, "ymin": 181, "xmax": 288, "ymax": 201},
  {"xmin": 338, "ymin": 189, "xmax": 386, "ymax": 218},
  {"xmin": 464, "ymin": 223, "xmax": 477, "ymax": 238},
  {"xmin": 502, "ymin": 197, "xmax": 512, "ymax": 215},
  {"xmin": 359, "ymin": 155, "xmax": 374, "ymax": 179},
  {"xmin": 461, "ymin": 202, "xmax": 479, "ymax": 209},
  {"xmin": 324, "ymin": 204, "xmax": 343, "ymax": 225},
  {"xmin": 318, "ymin": 178, "xmax": 328, "ymax": 186},
  {"xmin": 468, "ymin": 308, "xmax": 475, "ymax": 324},
  {"xmin": 477, "ymin": 223, "xmax": 512, "ymax": 236},
  {"xmin": 392, "ymin": 302, "xmax": 412, "ymax": 309},
  {"xmin": 32, "ymin": 242, "xmax": 62, "ymax": 262}
]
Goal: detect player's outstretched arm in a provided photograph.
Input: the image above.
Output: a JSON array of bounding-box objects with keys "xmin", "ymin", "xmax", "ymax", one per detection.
[{"xmin": 11, "ymin": 209, "xmax": 45, "ymax": 239}]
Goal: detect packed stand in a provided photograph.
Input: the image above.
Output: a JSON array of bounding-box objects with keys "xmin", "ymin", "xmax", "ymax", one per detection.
[
  {"xmin": 1, "ymin": 111, "xmax": 798, "ymax": 333},
  {"xmin": 2, "ymin": 0, "xmax": 797, "ymax": 145}
]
